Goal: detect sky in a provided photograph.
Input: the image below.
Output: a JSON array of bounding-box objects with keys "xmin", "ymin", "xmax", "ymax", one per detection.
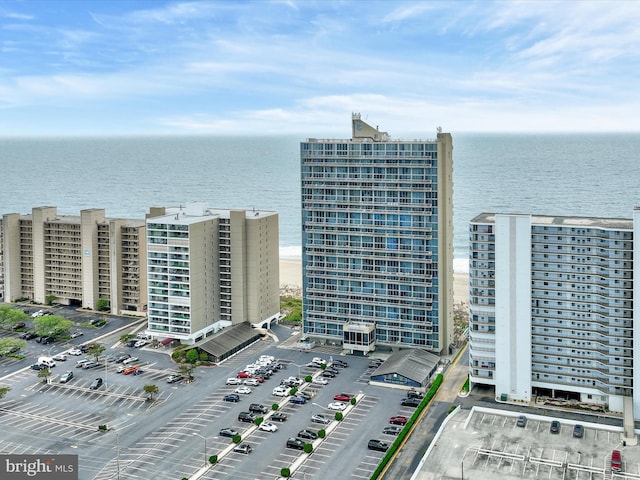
[{"xmin": 1, "ymin": 0, "xmax": 639, "ymax": 136}]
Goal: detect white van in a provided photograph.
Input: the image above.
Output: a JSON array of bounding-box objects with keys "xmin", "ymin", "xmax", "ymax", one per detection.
[
  {"xmin": 38, "ymin": 357, "xmax": 56, "ymax": 368},
  {"xmin": 136, "ymin": 332, "xmax": 152, "ymax": 340}
]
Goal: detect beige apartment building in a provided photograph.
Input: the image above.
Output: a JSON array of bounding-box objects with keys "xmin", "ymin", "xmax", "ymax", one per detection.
[
  {"xmin": 1, "ymin": 206, "xmax": 147, "ymax": 315},
  {"xmin": 145, "ymin": 203, "xmax": 280, "ymax": 344}
]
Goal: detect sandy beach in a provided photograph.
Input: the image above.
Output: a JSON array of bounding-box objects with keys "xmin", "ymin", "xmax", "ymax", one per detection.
[{"xmin": 280, "ymin": 258, "xmax": 468, "ymax": 304}]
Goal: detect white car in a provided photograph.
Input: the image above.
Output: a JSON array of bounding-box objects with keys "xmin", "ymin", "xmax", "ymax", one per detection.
[
  {"xmin": 235, "ymin": 386, "xmax": 252, "ymax": 395},
  {"xmin": 243, "ymin": 378, "xmax": 260, "ymax": 386},
  {"xmin": 226, "ymin": 377, "xmax": 242, "ymax": 385},
  {"xmin": 52, "ymin": 354, "xmax": 67, "ymax": 362},
  {"xmin": 68, "ymin": 348, "xmax": 82, "ymax": 356},
  {"xmin": 123, "ymin": 356, "xmax": 139, "ymax": 365},
  {"xmin": 312, "ymin": 357, "xmax": 326, "ymax": 365},
  {"xmin": 313, "ymin": 377, "xmax": 329, "ymax": 385},
  {"xmin": 327, "ymin": 402, "xmax": 347, "ymax": 411},
  {"xmin": 134, "ymin": 340, "xmax": 147, "ymax": 348},
  {"xmin": 259, "ymin": 422, "xmax": 278, "ymax": 432},
  {"xmin": 70, "ymin": 330, "xmax": 83, "ymax": 339},
  {"xmin": 31, "ymin": 310, "xmax": 44, "ymax": 318},
  {"xmin": 272, "ymin": 386, "xmax": 289, "ymax": 397}
]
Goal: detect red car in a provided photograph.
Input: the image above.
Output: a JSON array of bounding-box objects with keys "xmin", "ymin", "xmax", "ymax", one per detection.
[
  {"xmin": 333, "ymin": 393, "xmax": 351, "ymax": 402},
  {"xmin": 389, "ymin": 416, "xmax": 408, "ymax": 425},
  {"xmin": 236, "ymin": 371, "xmax": 253, "ymax": 378}
]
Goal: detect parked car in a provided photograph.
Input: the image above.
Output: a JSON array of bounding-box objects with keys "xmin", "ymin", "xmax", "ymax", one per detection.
[
  {"xmin": 115, "ymin": 354, "xmax": 131, "ymax": 363},
  {"xmin": 82, "ymin": 361, "xmax": 99, "ymax": 370},
  {"xmin": 237, "ymin": 412, "xmax": 257, "ymax": 423},
  {"xmin": 60, "ymin": 371, "xmax": 74, "ymax": 383},
  {"xmin": 19, "ymin": 331, "xmax": 38, "ymax": 340},
  {"xmin": 298, "ymin": 429, "xmax": 318, "ymax": 440},
  {"xmin": 75, "ymin": 359, "xmax": 90, "ymax": 368},
  {"xmin": 235, "ymin": 386, "xmax": 252, "ymax": 395},
  {"xmin": 30, "ymin": 364, "xmax": 43, "ymax": 370},
  {"xmin": 70, "ymin": 330, "xmax": 83, "ymax": 339},
  {"xmin": 272, "ymin": 386, "xmax": 290, "ymax": 397},
  {"xmin": 89, "ymin": 378, "xmax": 103, "ymax": 389},
  {"xmin": 219, "ymin": 428, "xmax": 238, "ymax": 438},
  {"xmin": 407, "ymin": 389, "xmax": 424, "ymax": 399},
  {"xmin": 333, "ymin": 359, "xmax": 348, "ymax": 368},
  {"xmin": 401, "ymin": 397, "xmax": 421, "ymax": 407},
  {"xmin": 271, "ymin": 412, "xmax": 287, "ymax": 422},
  {"xmin": 311, "ymin": 414, "xmax": 331, "ymax": 424},
  {"xmin": 166, "ymin": 374, "xmax": 184, "ymax": 384},
  {"xmin": 236, "ymin": 371, "xmax": 252, "ymax": 378},
  {"xmin": 313, "ymin": 377, "xmax": 329, "ymax": 385},
  {"xmin": 290, "ymin": 396, "xmax": 306, "ymax": 405},
  {"xmin": 12, "ymin": 322, "xmax": 26, "ymax": 331},
  {"xmin": 123, "ymin": 366, "xmax": 139, "ymax": 375},
  {"xmin": 334, "ymin": 393, "xmax": 351, "ymax": 402},
  {"xmin": 226, "ymin": 377, "xmax": 242, "ymax": 385},
  {"xmin": 286, "ymin": 438, "xmax": 306, "ymax": 450},
  {"xmin": 611, "ymin": 449, "xmax": 622, "ymax": 472},
  {"xmin": 233, "ymin": 443, "xmax": 252, "ymax": 454},
  {"xmin": 327, "ymin": 402, "xmax": 347, "ymax": 411},
  {"xmin": 322, "ymin": 370, "xmax": 336, "ymax": 378},
  {"xmin": 550, "ymin": 420, "xmax": 560, "ymax": 434},
  {"xmin": 383, "ymin": 426, "xmax": 402, "ymax": 435},
  {"xmin": 259, "ymin": 422, "xmax": 278, "ymax": 432},
  {"xmin": 517, "ymin": 415, "xmax": 527, "ymax": 427},
  {"xmin": 368, "ymin": 439, "xmax": 389, "ymax": 452},
  {"xmin": 68, "ymin": 348, "xmax": 82, "ymax": 356},
  {"xmin": 249, "ymin": 403, "xmax": 269, "ymax": 414},
  {"xmin": 243, "ymin": 378, "xmax": 260, "ymax": 386},
  {"xmin": 389, "ymin": 416, "xmax": 408, "ymax": 425},
  {"xmin": 122, "ymin": 356, "xmax": 139, "ymax": 365},
  {"xmin": 223, "ymin": 394, "xmax": 240, "ymax": 403},
  {"xmin": 573, "ymin": 424, "xmax": 584, "ymax": 438},
  {"xmin": 134, "ymin": 340, "xmax": 147, "ymax": 348}
]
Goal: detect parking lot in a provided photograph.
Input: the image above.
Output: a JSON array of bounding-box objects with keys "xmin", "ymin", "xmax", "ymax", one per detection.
[
  {"xmin": 415, "ymin": 406, "xmax": 635, "ymax": 480},
  {"xmin": 0, "ymin": 314, "xmax": 420, "ymax": 480}
]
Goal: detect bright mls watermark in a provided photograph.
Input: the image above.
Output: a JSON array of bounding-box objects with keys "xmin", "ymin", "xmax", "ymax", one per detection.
[{"xmin": 1, "ymin": 455, "xmax": 78, "ymax": 479}]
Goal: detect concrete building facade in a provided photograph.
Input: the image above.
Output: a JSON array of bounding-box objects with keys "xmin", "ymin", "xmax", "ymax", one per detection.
[
  {"xmin": 300, "ymin": 114, "xmax": 454, "ymax": 354},
  {"xmin": 1, "ymin": 206, "xmax": 147, "ymax": 315},
  {"xmin": 145, "ymin": 203, "xmax": 280, "ymax": 344},
  {"xmin": 469, "ymin": 211, "xmax": 639, "ymax": 417}
]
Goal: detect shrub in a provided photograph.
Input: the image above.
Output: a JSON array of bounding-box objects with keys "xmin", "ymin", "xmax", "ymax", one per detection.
[
  {"xmin": 350, "ymin": 397, "xmax": 356, "ymax": 405},
  {"xmin": 290, "ymin": 387, "xmax": 298, "ymax": 396},
  {"xmin": 272, "ymin": 403, "xmax": 279, "ymax": 410},
  {"xmin": 255, "ymin": 417, "xmax": 263, "ymax": 426},
  {"xmin": 335, "ymin": 412, "xmax": 343, "ymax": 421},
  {"xmin": 98, "ymin": 424, "xmax": 107, "ymax": 431},
  {"xmin": 280, "ymin": 467, "xmax": 291, "ymax": 477},
  {"xmin": 303, "ymin": 443, "xmax": 313, "ymax": 454},
  {"xmin": 199, "ymin": 351, "xmax": 208, "ymax": 362},
  {"xmin": 305, "ymin": 375, "xmax": 312, "ymax": 382},
  {"xmin": 186, "ymin": 349, "xmax": 199, "ymax": 364},
  {"xmin": 208, "ymin": 454, "xmax": 217, "ymax": 464},
  {"xmin": 318, "ymin": 429, "xmax": 326, "ymax": 438},
  {"xmin": 232, "ymin": 435, "xmax": 241, "ymax": 444}
]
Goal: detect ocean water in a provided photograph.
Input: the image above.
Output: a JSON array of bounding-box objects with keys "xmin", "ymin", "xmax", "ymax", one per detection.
[{"xmin": 1, "ymin": 133, "xmax": 639, "ymax": 272}]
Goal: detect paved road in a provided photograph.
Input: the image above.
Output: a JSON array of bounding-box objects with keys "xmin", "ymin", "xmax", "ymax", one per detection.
[{"xmin": 381, "ymin": 345, "xmax": 469, "ymax": 480}]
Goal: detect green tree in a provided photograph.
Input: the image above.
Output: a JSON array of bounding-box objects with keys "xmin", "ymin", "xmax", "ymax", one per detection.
[
  {"xmin": 33, "ymin": 315, "xmax": 73, "ymax": 338},
  {"xmin": 0, "ymin": 305, "xmax": 28, "ymax": 330},
  {"xmin": 120, "ymin": 334, "xmax": 135, "ymax": 344},
  {"xmin": 45, "ymin": 294, "xmax": 56, "ymax": 306},
  {"xmin": 178, "ymin": 363, "xmax": 195, "ymax": 382},
  {"xmin": 38, "ymin": 367, "xmax": 51, "ymax": 383},
  {"xmin": 87, "ymin": 343, "xmax": 106, "ymax": 362},
  {"xmin": 96, "ymin": 298, "xmax": 110, "ymax": 311},
  {"xmin": 143, "ymin": 384, "xmax": 159, "ymax": 401},
  {"xmin": 0, "ymin": 386, "xmax": 11, "ymax": 400},
  {"xmin": 0, "ymin": 338, "xmax": 27, "ymax": 357},
  {"xmin": 186, "ymin": 349, "xmax": 199, "ymax": 364}
]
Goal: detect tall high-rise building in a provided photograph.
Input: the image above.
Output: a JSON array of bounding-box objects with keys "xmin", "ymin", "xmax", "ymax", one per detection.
[
  {"xmin": 145, "ymin": 202, "xmax": 280, "ymax": 344},
  {"xmin": 1, "ymin": 206, "xmax": 147, "ymax": 314},
  {"xmin": 469, "ymin": 211, "xmax": 640, "ymax": 417},
  {"xmin": 300, "ymin": 114, "xmax": 454, "ymax": 354}
]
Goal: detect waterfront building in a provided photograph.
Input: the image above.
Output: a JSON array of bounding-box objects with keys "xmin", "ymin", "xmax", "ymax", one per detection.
[
  {"xmin": 1, "ymin": 206, "xmax": 147, "ymax": 314},
  {"xmin": 300, "ymin": 114, "xmax": 454, "ymax": 354},
  {"xmin": 145, "ymin": 202, "xmax": 280, "ymax": 344},
  {"xmin": 469, "ymin": 211, "xmax": 640, "ymax": 418}
]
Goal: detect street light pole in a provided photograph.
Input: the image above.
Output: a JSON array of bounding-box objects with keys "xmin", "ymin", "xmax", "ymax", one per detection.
[{"xmin": 192, "ymin": 432, "xmax": 207, "ymax": 467}]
